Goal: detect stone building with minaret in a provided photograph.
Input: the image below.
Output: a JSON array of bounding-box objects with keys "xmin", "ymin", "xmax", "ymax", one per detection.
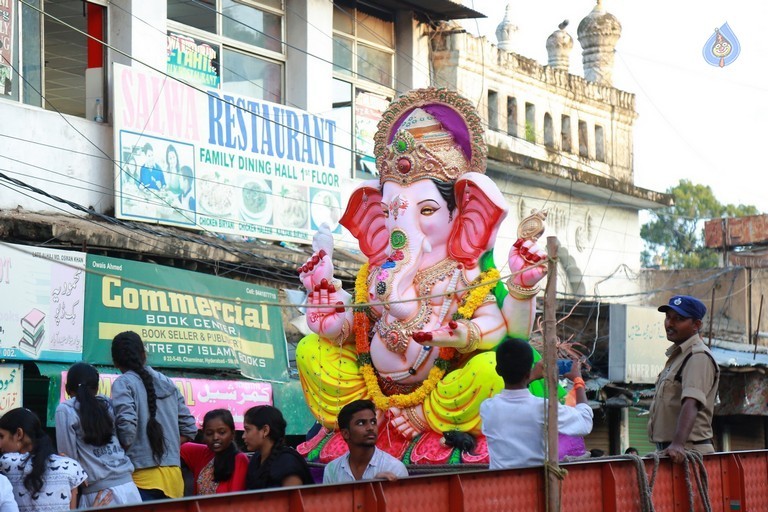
[
  {"xmin": 434, "ymin": 1, "xmax": 670, "ymax": 300},
  {"xmin": 438, "ymin": 1, "xmax": 678, "ymax": 455}
]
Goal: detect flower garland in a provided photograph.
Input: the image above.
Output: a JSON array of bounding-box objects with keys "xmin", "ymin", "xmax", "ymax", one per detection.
[{"xmin": 354, "ymin": 262, "xmax": 500, "ymax": 411}]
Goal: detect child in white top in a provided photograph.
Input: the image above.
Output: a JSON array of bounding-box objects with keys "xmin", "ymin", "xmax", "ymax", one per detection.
[{"xmin": 0, "ymin": 408, "xmax": 86, "ymax": 511}]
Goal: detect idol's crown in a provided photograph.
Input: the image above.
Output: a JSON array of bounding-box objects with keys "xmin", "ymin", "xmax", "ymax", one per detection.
[
  {"xmin": 377, "ymin": 108, "xmax": 470, "ymax": 186},
  {"xmin": 373, "ymin": 88, "xmax": 487, "ymax": 187}
]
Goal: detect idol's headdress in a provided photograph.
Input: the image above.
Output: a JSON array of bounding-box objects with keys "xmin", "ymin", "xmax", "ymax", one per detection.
[{"xmin": 374, "ymin": 88, "xmax": 487, "ymax": 187}]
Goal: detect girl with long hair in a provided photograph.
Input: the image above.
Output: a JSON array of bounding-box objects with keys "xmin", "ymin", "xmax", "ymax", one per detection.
[
  {"xmin": 55, "ymin": 363, "xmax": 142, "ymax": 507},
  {"xmin": 0, "ymin": 408, "xmax": 85, "ymax": 511},
  {"xmin": 180, "ymin": 409, "xmax": 248, "ymax": 495},
  {"xmin": 243, "ymin": 405, "xmax": 313, "ymax": 490},
  {"xmin": 111, "ymin": 331, "xmax": 198, "ymax": 501}
]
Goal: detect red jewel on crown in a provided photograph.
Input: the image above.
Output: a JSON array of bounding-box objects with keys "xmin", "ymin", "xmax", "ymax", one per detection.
[{"xmin": 397, "ymin": 157, "xmax": 411, "ymax": 174}]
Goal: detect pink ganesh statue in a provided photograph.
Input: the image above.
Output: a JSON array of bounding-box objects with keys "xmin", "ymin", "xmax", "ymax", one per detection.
[{"xmin": 296, "ymin": 88, "xmax": 547, "ymax": 465}]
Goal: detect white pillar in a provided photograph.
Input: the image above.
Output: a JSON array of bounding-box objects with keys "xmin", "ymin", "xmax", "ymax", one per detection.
[
  {"xmin": 395, "ymin": 10, "xmax": 430, "ymax": 94},
  {"xmin": 619, "ymin": 408, "xmax": 629, "ymax": 453},
  {"xmin": 109, "ymin": 0, "xmax": 167, "ymax": 71},
  {"xmin": 106, "ymin": 0, "xmax": 167, "ymax": 123},
  {"xmin": 285, "ymin": 0, "xmax": 333, "ymax": 113}
]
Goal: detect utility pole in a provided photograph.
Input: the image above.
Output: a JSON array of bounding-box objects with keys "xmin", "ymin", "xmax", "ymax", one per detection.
[{"xmin": 544, "ymin": 236, "xmax": 560, "ymax": 512}]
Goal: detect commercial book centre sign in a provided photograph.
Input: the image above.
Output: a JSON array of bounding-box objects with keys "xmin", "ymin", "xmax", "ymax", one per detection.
[
  {"xmin": 112, "ymin": 63, "xmax": 346, "ymax": 244},
  {"xmin": 83, "ymin": 254, "xmax": 289, "ymax": 382}
]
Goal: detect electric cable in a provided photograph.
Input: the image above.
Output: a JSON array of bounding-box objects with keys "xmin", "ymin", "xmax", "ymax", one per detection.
[
  {"xmin": 0, "ymin": 169, "xmax": 360, "ymax": 282},
  {"xmin": 12, "ymin": 0, "xmax": 728, "ymax": 300}
]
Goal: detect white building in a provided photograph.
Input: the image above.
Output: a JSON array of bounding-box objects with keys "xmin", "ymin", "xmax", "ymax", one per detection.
[
  {"xmin": 0, "ymin": 0, "xmax": 674, "ymax": 444},
  {"xmin": 0, "ymin": 0, "xmax": 669, "ymax": 299}
]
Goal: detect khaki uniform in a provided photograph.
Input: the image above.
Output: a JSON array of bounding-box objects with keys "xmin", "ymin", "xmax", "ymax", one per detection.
[{"xmin": 648, "ymin": 334, "xmax": 719, "ymax": 454}]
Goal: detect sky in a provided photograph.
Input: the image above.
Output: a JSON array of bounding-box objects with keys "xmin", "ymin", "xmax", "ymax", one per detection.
[{"xmin": 461, "ymin": 1, "xmax": 768, "ymax": 213}]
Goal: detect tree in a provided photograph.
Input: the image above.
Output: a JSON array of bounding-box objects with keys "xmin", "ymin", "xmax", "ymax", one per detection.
[{"xmin": 641, "ymin": 179, "xmax": 759, "ymax": 269}]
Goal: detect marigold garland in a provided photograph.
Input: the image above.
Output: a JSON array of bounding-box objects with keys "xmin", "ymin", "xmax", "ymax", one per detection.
[{"xmin": 353, "ymin": 262, "xmax": 499, "ymax": 410}]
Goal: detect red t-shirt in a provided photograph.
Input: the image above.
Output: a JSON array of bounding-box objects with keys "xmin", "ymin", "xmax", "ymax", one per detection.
[{"xmin": 180, "ymin": 442, "xmax": 249, "ymax": 494}]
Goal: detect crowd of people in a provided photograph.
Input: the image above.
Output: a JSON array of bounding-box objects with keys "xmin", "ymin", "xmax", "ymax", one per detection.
[
  {"xmin": 0, "ymin": 294, "xmax": 719, "ymax": 509},
  {"xmin": 0, "ymin": 334, "xmax": 596, "ymax": 511},
  {"xmin": 0, "ymin": 331, "xmax": 316, "ymax": 510}
]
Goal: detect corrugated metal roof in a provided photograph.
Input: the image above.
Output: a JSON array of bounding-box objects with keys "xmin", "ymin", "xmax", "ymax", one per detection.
[
  {"xmin": 364, "ymin": 0, "xmax": 484, "ymax": 20},
  {"xmin": 708, "ymin": 339, "xmax": 768, "ymax": 368},
  {"xmin": 711, "ymin": 346, "xmax": 768, "ymax": 368}
]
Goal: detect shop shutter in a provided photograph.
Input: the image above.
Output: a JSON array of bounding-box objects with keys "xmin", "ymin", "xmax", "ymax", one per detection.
[
  {"xmin": 584, "ymin": 409, "xmax": 610, "ymax": 454},
  {"xmin": 627, "ymin": 407, "xmax": 657, "ymax": 456}
]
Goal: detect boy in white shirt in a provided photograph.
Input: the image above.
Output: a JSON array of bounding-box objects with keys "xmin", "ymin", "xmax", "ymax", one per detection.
[
  {"xmin": 480, "ymin": 337, "xmax": 593, "ymax": 469},
  {"xmin": 323, "ymin": 400, "xmax": 408, "ymax": 484}
]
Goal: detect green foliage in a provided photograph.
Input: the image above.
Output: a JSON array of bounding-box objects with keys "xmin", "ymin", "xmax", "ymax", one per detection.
[
  {"xmin": 525, "ymin": 122, "xmax": 535, "ymax": 143},
  {"xmin": 641, "ymin": 179, "xmax": 760, "ymax": 269}
]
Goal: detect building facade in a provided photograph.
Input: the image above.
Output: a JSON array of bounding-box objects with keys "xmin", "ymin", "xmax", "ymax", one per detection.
[{"xmin": 0, "ymin": 0, "xmax": 676, "ymax": 444}]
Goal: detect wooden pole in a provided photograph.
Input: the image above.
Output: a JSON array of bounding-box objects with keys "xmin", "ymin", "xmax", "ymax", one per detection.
[
  {"xmin": 708, "ymin": 288, "xmax": 714, "ymax": 348},
  {"xmin": 754, "ymin": 295, "xmax": 763, "ymax": 360},
  {"xmin": 748, "ymin": 267, "xmax": 753, "ymax": 351},
  {"xmin": 544, "ymin": 236, "xmax": 560, "ymax": 512}
]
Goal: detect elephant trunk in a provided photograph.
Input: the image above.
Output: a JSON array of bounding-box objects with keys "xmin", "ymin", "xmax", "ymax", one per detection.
[{"xmin": 384, "ymin": 232, "xmax": 431, "ymax": 321}]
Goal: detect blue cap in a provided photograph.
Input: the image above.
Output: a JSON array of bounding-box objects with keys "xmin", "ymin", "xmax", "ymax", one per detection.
[{"xmin": 658, "ymin": 295, "xmax": 707, "ymax": 320}]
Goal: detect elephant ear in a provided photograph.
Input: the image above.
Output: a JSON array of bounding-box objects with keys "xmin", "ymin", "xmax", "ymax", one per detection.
[
  {"xmin": 448, "ymin": 173, "xmax": 509, "ymax": 269},
  {"xmin": 339, "ymin": 181, "xmax": 388, "ymax": 266}
]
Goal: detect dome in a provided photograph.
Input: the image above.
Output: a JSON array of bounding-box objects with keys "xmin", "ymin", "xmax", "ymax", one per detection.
[
  {"xmin": 546, "ymin": 21, "xmax": 573, "ymax": 71},
  {"xmin": 577, "ymin": 0, "xmax": 621, "ymax": 41},
  {"xmin": 495, "ymin": 3, "xmax": 518, "ymax": 52},
  {"xmin": 576, "ymin": 0, "xmax": 622, "ymax": 85}
]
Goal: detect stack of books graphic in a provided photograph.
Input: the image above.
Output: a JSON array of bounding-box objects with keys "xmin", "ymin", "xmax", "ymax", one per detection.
[{"xmin": 19, "ymin": 309, "xmax": 46, "ymax": 358}]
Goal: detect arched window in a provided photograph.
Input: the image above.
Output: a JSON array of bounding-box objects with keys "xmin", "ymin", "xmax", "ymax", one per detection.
[
  {"xmin": 578, "ymin": 120, "xmax": 589, "ymax": 157},
  {"xmin": 525, "ymin": 103, "xmax": 536, "ymax": 143},
  {"xmin": 544, "ymin": 113, "xmax": 554, "ymax": 148},
  {"xmin": 487, "ymin": 90, "xmax": 499, "ymax": 131},
  {"xmin": 561, "ymin": 115, "xmax": 572, "ymax": 152},
  {"xmin": 595, "ymin": 125, "xmax": 605, "ymax": 162},
  {"xmin": 507, "ymin": 97, "xmax": 518, "ymax": 136}
]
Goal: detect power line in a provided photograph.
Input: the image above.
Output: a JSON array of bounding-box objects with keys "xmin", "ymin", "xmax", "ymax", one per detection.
[
  {"xmin": 6, "ymin": 7, "xmax": 346, "ymax": 261},
  {"xmin": 0, "ymin": 169, "xmax": 359, "ymax": 281},
  {"xmin": 2, "ymin": 155, "xmax": 751, "ymax": 312},
  {"xmin": 27, "ymin": 0, "xmax": 635, "ymax": 220},
  {"xmin": 58, "ymin": 0, "xmax": 625, "ymax": 184},
  {"xmin": 2, "ymin": 52, "xmax": 200, "ymax": 227},
  {"xmin": 10, "ymin": 0, "xmax": 672, "ymax": 288},
  {"xmin": 558, "ymin": 265, "xmax": 737, "ymax": 300}
]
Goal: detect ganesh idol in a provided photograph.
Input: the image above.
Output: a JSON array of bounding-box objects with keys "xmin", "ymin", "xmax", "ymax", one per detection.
[{"xmin": 296, "ymin": 88, "xmax": 547, "ymax": 462}]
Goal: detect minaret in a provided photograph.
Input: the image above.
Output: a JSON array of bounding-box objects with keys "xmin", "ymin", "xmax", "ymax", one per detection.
[
  {"xmin": 577, "ymin": 0, "xmax": 622, "ymax": 85},
  {"xmin": 546, "ymin": 20, "xmax": 573, "ymax": 72},
  {"xmin": 495, "ymin": 3, "xmax": 518, "ymax": 52}
]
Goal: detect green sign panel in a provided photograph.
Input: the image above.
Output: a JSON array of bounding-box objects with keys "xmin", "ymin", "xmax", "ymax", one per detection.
[{"xmin": 83, "ymin": 255, "xmax": 289, "ymax": 382}]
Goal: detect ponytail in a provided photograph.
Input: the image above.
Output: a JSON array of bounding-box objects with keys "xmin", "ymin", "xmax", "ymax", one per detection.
[
  {"xmin": 112, "ymin": 331, "xmax": 166, "ymax": 462},
  {"xmin": 0, "ymin": 408, "xmax": 54, "ymax": 495},
  {"xmin": 66, "ymin": 363, "xmax": 113, "ymax": 446},
  {"xmin": 28, "ymin": 429, "xmax": 55, "ymax": 495},
  {"xmin": 213, "ymin": 443, "xmax": 238, "ymax": 482}
]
